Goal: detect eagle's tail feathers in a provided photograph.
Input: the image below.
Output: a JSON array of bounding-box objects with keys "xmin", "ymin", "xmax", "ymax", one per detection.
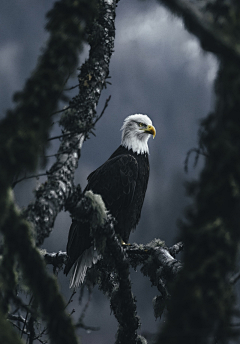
[{"xmin": 69, "ymin": 246, "xmax": 100, "ymax": 288}]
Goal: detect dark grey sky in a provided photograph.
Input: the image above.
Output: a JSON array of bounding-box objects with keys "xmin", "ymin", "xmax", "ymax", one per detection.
[{"xmin": 1, "ymin": 0, "xmax": 219, "ymax": 343}]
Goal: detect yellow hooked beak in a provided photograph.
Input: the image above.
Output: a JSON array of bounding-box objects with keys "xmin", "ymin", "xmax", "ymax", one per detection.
[{"xmin": 144, "ymin": 125, "xmax": 156, "ymax": 138}]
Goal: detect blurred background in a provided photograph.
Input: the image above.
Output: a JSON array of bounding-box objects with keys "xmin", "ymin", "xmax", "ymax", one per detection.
[{"xmin": 1, "ymin": 0, "xmax": 219, "ymax": 342}]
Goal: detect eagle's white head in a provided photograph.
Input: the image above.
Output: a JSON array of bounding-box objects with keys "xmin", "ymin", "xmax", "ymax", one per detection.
[{"xmin": 121, "ymin": 114, "xmax": 156, "ymax": 155}]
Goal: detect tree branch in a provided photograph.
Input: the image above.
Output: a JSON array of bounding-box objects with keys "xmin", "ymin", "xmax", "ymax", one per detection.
[
  {"xmin": 158, "ymin": 0, "xmax": 240, "ymax": 62},
  {"xmin": 2, "ymin": 196, "xmax": 79, "ymax": 344},
  {"xmin": 12, "ymin": 173, "xmax": 48, "ymax": 189},
  {"xmin": 26, "ymin": 0, "xmax": 118, "ymax": 246},
  {"xmin": 229, "ymin": 270, "xmax": 240, "ymax": 285},
  {"xmin": 42, "ymin": 250, "xmax": 68, "ymax": 274}
]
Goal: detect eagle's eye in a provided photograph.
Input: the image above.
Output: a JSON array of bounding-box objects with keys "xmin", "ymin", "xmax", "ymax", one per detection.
[{"xmin": 138, "ymin": 122, "xmax": 145, "ymax": 127}]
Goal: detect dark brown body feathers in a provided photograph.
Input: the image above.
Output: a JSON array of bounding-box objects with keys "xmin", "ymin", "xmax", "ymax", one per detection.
[{"xmin": 64, "ymin": 145, "xmax": 149, "ymax": 276}]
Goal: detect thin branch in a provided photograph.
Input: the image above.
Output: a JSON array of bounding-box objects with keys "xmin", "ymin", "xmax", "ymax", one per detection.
[
  {"xmin": 12, "ymin": 173, "xmax": 48, "ymax": 188},
  {"xmin": 48, "ymin": 96, "xmax": 111, "ymax": 142},
  {"xmin": 184, "ymin": 147, "xmax": 209, "ymax": 173},
  {"xmin": 8, "ymin": 314, "xmax": 26, "ymax": 324},
  {"xmin": 63, "ymin": 71, "xmax": 72, "ymax": 88},
  {"xmin": 47, "ymin": 131, "xmax": 75, "ymax": 142},
  {"xmin": 33, "ymin": 327, "xmax": 48, "ymax": 344},
  {"xmin": 50, "ymin": 106, "xmax": 70, "ymax": 116},
  {"xmin": 75, "ymin": 287, "xmax": 100, "ymax": 332},
  {"xmin": 93, "ymin": 95, "xmax": 112, "ymax": 126},
  {"xmin": 229, "ymin": 270, "xmax": 240, "ymax": 285},
  {"xmin": 65, "ymin": 290, "xmax": 76, "ymax": 310},
  {"xmin": 10, "ymin": 321, "xmax": 28, "ymax": 335},
  {"xmin": 21, "ymin": 294, "xmax": 34, "ymax": 338},
  {"xmin": 64, "ymin": 84, "xmax": 80, "ymax": 91}
]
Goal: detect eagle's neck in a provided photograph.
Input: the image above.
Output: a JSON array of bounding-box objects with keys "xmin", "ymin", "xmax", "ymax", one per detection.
[{"xmin": 121, "ymin": 135, "xmax": 150, "ymax": 155}]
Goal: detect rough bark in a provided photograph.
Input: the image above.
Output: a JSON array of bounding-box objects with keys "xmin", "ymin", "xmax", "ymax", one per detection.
[{"xmin": 26, "ymin": 0, "xmax": 117, "ymax": 245}]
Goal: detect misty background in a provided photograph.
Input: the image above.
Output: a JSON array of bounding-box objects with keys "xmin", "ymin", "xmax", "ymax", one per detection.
[{"xmin": 1, "ymin": 0, "xmax": 219, "ymax": 343}]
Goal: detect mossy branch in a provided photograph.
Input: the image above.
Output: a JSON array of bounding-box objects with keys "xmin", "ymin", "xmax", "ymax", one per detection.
[
  {"xmin": 158, "ymin": 61, "xmax": 240, "ymax": 344},
  {"xmin": 26, "ymin": 0, "xmax": 117, "ymax": 246},
  {"xmin": 1, "ymin": 191, "xmax": 79, "ymax": 344},
  {"xmin": 157, "ymin": 0, "xmax": 240, "ymax": 62},
  {"xmin": 0, "ymin": 0, "xmax": 98, "ymax": 191}
]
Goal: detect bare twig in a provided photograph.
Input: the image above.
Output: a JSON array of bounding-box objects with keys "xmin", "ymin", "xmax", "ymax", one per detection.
[
  {"xmin": 50, "ymin": 106, "xmax": 70, "ymax": 116},
  {"xmin": 12, "ymin": 173, "xmax": 48, "ymax": 188},
  {"xmin": 47, "ymin": 131, "xmax": 76, "ymax": 142},
  {"xmin": 8, "ymin": 314, "xmax": 26, "ymax": 324},
  {"xmin": 184, "ymin": 147, "xmax": 209, "ymax": 173},
  {"xmin": 10, "ymin": 321, "xmax": 28, "ymax": 335},
  {"xmin": 65, "ymin": 290, "xmax": 77, "ymax": 310},
  {"xmin": 33, "ymin": 327, "xmax": 48, "ymax": 344},
  {"xmin": 76, "ymin": 286, "xmax": 100, "ymax": 332},
  {"xmin": 64, "ymin": 84, "xmax": 80, "ymax": 91},
  {"xmin": 93, "ymin": 95, "xmax": 112, "ymax": 126},
  {"xmin": 21, "ymin": 295, "xmax": 34, "ymax": 338},
  {"xmin": 229, "ymin": 271, "xmax": 240, "ymax": 285}
]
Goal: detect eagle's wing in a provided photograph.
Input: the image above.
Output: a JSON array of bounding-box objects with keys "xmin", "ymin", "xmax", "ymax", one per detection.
[
  {"xmin": 64, "ymin": 154, "xmax": 138, "ymax": 276},
  {"xmin": 85, "ymin": 154, "xmax": 138, "ymax": 216},
  {"xmin": 65, "ymin": 220, "xmax": 92, "ymax": 274}
]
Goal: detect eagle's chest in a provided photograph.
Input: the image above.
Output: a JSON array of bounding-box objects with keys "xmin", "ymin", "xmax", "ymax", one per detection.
[
  {"xmin": 120, "ymin": 154, "xmax": 149, "ymax": 241},
  {"xmin": 131, "ymin": 156, "xmax": 149, "ymax": 217}
]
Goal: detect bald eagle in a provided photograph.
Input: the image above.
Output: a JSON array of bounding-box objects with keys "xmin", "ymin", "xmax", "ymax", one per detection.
[{"xmin": 64, "ymin": 114, "xmax": 156, "ymax": 287}]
